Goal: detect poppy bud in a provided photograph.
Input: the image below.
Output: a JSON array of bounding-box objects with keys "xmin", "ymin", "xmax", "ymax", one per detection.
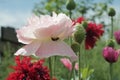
[
  {"xmin": 106, "ymin": 39, "xmax": 115, "ymax": 48},
  {"xmin": 108, "ymin": 8, "xmax": 116, "ymax": 17},
  {"xmin": 82, "ymin": 21, "xmax": 88, "ymax": 29},
  {"xmin": 103, "ymin": 47, "xmax": 119, "ymax": 63},
  {"xmin": 114, "ymin": 30, "xmax": 120, "ymax": 45},
  {"xmin": 79, "ymin": 7, "xmax": 87, "ymax": 14},
  {"xmin": 73, "ymin": 24, "xmax": 86, "ymax": 44},
  {"xmin": 66, "ymin": 0, "xmax": 76, "ymax": 10},
  {"xmin": 71, "ymin": 42, "xmax": 80, "ymax": 53}
]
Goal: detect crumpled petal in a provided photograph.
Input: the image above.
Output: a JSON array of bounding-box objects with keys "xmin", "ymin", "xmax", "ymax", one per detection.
[
  {"xmin": 15, "ymin": 41, "xmax": 40, "ymax": 56},
  {"xmin": 35, "ymin": 41, "xmax": 77, "ymax": 61}
]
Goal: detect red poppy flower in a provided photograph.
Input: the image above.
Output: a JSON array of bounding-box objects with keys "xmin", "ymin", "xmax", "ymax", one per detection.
[
  {"xmin": 6, "ymin": 56, "xmax": 51, "ymax": 80},
  {"xmin": 85, "ymin": 23, "xmax": 104, "ymax": 49},
  {"xmin": 72, "ymin": 17, "xmax": 84, "ymax": 25}
]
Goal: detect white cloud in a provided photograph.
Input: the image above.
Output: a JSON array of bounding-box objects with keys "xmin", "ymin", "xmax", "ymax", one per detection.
[{"xmin": 0, "ymin": 10, "xmax": 32, "ymax": 28}]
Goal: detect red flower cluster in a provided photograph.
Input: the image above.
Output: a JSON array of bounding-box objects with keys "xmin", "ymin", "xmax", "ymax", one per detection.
[
  {"xmin": 85, "ymin": 23, "xmax": 104, "ymax": 49},
  {"xmin": 73, "ymin": 17, "xmax": 85, "ymax": 25},
  {"xmin": 74, "ymin": 17, "xmax": 104, "ymax": 50},
  {"xmin": 6, "ymin": 56, "xmax": 50, "ymax": 80}
]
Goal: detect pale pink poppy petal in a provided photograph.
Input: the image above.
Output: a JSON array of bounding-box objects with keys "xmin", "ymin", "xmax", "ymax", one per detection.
[
  {"xmin": 16, "ymin": 27, "xmax": 36, "ymax": 44},
  {"xmin": 35, "ymin": 41, "xmax": 77, "ymax": 61},
  {"xmin": 27, "ymin": 15, "xmax": 40, "ymax": 26},
  {"xmin": 60, "ymin": 58, "xmax": 72, "ymax": 71},
  {"xmin": 16, "ymin": 30, "xmax": 33, "ymax": 44},
  {"xmin": 15, "ymin": 41, "xmax": 40, "ymax": 56},
  {"xmin": 51, "ymin": 13, "xmax": 73, "ymax": 39},
  {"xmin": 34, "ymin": 24, "xmax": 58, "ymax": 40}
]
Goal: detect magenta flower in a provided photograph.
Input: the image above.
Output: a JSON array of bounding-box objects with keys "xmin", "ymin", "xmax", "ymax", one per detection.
[
  {"xmin": 103, "ymin": 47, "xmax": 119, "ymax": 63},
  {"xmin": 15, "ymin": 12, "xmax": 77, "ymax": 61},
  {"xmin": 114, "ymin": 30, "xmax": 120, "ymax": 44},
  {"xmin": 60, "ymin": 58, "xmax": 78, "ymax": 71}
]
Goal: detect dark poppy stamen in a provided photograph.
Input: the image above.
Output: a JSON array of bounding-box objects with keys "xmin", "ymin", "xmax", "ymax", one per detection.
[{"xmin": 51, "ymin": 37, "xmax": 59, "ymax": 41}]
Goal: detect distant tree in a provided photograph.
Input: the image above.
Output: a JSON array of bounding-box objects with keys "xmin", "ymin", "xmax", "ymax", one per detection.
[{"xmin": 32, "ymin": 0, "xmax": 113, "ymax": 24}]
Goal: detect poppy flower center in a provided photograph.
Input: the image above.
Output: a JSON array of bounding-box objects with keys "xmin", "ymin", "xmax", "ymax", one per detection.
[{"xmin": 51, "ymin": 37, "xmax": 59, "ymax": 41}]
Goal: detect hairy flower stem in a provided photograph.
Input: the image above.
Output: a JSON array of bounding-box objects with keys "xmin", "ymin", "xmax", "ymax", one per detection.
[
  {"xmin": 68, "ymin": 10, "xmax": 73, "ymax": 45},
  {"xmin": 78, "ymin": 46, "xmax": 81, "ymax": 80},
  {"xmin": 69, "ymin": 62, "xmax": 75, "ymax": 80},
  {"xmin": 69, "ymin": 10, "xmax": 72, "ymax": 19},
  {"xmin": 111, "ymin": 17, "xmax": 114, "ymax": 39},
  {"xmin": 53, "ymin": 56, "xmax": 57, "ymax": 77},
  {"xmin": 110, "ymin": 63, "xmax": 113, "ymax": 80},
  {"xmin": 49, "ymin": 57, "xmax": 53, "ymax": 80},
  {"xmin": 109, "ymin": 16, "xmax": 114, "ymax": 80}
]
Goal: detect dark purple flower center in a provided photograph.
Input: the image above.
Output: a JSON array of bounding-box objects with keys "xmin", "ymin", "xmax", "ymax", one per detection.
[{"xmin": 51, "ymin": 37, "xmax": 59, "ymax": 41}]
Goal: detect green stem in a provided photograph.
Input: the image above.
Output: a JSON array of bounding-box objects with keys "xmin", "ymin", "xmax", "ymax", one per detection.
[
  {"xmin": 109, "ymin": 63, "xmax": 113, "ymax": 80},
  {"xmin": 73, "ymin": 70, "xmax": 76, "ymax": 80},
  {"xmin": 68, "ymin": 10, "xmax": 72, "ymax": 44},
  {"xmin": 49, "ymin": 57, "xmax": 53, "ymax": 80},
  {"xmin": 53, "ymin": 56, "xmax": 57, "ymax": 77},
  {"xmin": 111, "ymin": 17, "xmax": 114, "ymax": 39},
  {"xmin": 78, "ymin": 46, "xmax": 81, "ymax": 80},
  {"xmin": 69, "ymin": 62, "xmax": 75, "ymax": 80},
  {"xmin": 69, "ymin": 10, "xmax": 72, "ymax": 19}
]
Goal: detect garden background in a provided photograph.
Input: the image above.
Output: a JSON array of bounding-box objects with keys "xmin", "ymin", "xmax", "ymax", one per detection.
[{"xmin": 0, "ymin": 0, "xmax": 120, "ymax": 80}]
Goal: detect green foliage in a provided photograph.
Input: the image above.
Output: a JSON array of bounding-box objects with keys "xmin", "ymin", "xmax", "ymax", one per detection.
[
  {"xmin": 81, "ymin": 66, "xmax": 94, "ymax": 80},
  {"xmin": 0, "ymin": 42, "xmax": 15, "ymax": 80},
  {"xmin": 33, "ymin": 0, "xmax": 113, "ymax": 24}
]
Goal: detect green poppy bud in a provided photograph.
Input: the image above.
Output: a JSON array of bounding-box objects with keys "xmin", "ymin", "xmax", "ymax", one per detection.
[
  {"xmin": 71, "ymin": 42, "xmax": 80, "ymax": 53},
  {"xmin": 74, "ymin": 24, "xmax": 86, "ymax": 44},
  {"xmin": 108, "ymin": 8, "xmax": 116, "ymax": 17},
  {"xmin": 106, "ymin": 39, "xmax": 115, "ymax": 48},
  {"xmin": 79, "ymin": 7, "xmax": 87, "ymax": 14},
  {"xmin": 66, "ymin": 0, "xmax": 76, "ymax": 10},
  {"xmin": 82, "ymin": 21, "xmax": 88, "ymax": 29}
]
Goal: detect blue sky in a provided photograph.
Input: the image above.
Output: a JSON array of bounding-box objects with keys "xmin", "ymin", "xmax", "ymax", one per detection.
[
  {"xmin": 0, "ymin": 0, "xmax": 39, "ymax": 28},
  {"xmin": 0, "ymin": 0, "xmax": 119, "ymax": 28}
]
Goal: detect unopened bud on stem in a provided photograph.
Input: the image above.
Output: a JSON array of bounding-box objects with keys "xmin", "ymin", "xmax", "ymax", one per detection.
[
  {"xmin": 74, "ymin": 24, "xmax": 86, "ymax": 44},
  {"xmin": 108, "ymin": 7, "xmax": 116, "ymax": 17},
  {"xmin": 66, "ymin": 0, "xmax": 76, "ymax": 10}
]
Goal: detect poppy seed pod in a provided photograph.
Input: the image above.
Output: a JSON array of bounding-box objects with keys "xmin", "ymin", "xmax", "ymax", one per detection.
[{"xmin": 66, "ymin": 0, "xmax": 76, "ymax": 10}]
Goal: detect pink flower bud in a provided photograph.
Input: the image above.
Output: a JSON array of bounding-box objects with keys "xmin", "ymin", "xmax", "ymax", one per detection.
[
  {"xmin": 114, "ymin": 30, "xmax": 120, "ymax": 45},
  {"xmin": 60, "ymin": 58, "xmax": 79, "ymax": 71},
  {"xmin": 103, "ymin": 47, "xmax": 119, "ymax": 63},
  {"xmin": 60, "ymin": 58, "xmax": 72, "ymax": 71}
]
